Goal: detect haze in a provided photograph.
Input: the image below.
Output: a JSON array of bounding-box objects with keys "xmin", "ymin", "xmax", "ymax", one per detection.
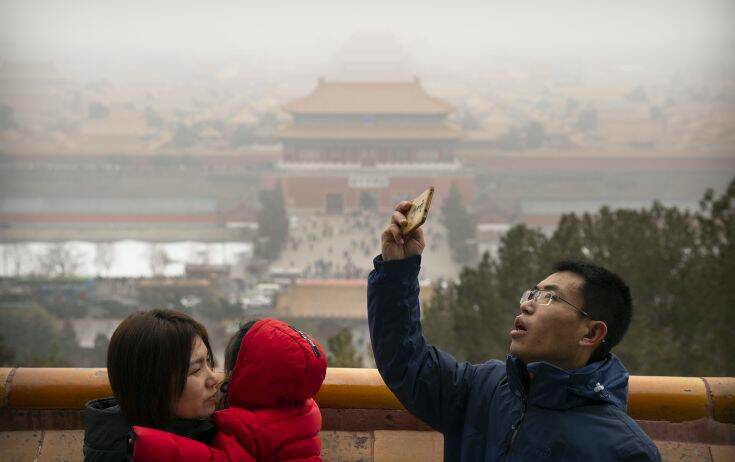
[{"xmin": 2, "ymin": 0, "xmax": 733, "ymax": 76}]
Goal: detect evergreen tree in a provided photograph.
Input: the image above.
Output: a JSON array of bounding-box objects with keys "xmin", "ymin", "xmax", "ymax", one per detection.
[
  {"xmin": 421, "ymin": 282, "xmax": 460, "ymax": 355},
  {"xmin": 0, "ymin": 104, "xmax": 18, "ymax": 131},
  {"xmin": 254, "ymin": 182, "xmax": 289, "ymax": 261},
  {"xmin": 440, "ymin": 183, "xmax": 478, "ymax": 265},
  {"xmin": 498, "ymin": 127, "xmax": 523, "ymax": 150},
  {"xmin": 0, "ymin": 334, "xmax": 15, "ymax": 366},
  {"xmin": 688, "ymin": 179, "xmax": 735, "ymax": 374},
  {"xmin": 200, "ymin": 297, "xmax": 244, "ymax": 320},
  {"xmin": 0, "ymin": 305, "xmax": 76, "ymax": 366},
  {"xmin": 25, "ymin": 343, "xmax": 71, "ymax": 367},
  {"xmin": 450, "ymin": 253, "xmax": 503, "ymax": 363},
  {"xmin": 171, "ymin": 123, "xmax": 196, "ymax": 149},
  {"xmin": 575, "ymin": 108, "xmax": 598, "ymax": 132},
  {"xmin": 523, "ymin": 121, "xmax": 546, "ymax": 149},
  {"xmin": 424, "ymin": 177, "xmax": 735, "ymax": 376},
  {"xmin": 326, "ymin": 328, "xmax": 362, "ymax": 368},
  {"xmin": 91, "ymin": 333, "xmax": 109, "ymax": 367}
]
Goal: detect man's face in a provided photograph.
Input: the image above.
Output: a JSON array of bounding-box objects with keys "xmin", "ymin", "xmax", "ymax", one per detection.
[{"xmin": 509, "ymin": 271, "xmax": 589, "ymax": 369}]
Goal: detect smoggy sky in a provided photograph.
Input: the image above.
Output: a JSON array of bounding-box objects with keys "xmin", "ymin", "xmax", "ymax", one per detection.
[{"xmin": 1, "ymin": 0, "xmax": 733, "ymax": 69}]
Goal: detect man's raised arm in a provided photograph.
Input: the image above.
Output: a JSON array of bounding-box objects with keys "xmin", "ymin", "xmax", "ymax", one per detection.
[{"xmin": 368, "ymin": 201, "xmax": 483, "ymax": 433}]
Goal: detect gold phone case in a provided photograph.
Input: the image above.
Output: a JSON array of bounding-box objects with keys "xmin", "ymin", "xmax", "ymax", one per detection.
[{"xmin": 401, "ymin": 187, "xmax": 435, "ymax": 235}]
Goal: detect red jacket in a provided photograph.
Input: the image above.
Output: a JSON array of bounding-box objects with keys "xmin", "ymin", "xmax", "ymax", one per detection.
[{"xmin": 133, "ymin": 318, "xmax": 327, "ymax": 461}]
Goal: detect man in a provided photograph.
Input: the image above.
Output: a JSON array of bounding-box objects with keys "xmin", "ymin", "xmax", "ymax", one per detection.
[{"xmin": 367, "ymin": 201, "xmax": 661, "ymax": 461}]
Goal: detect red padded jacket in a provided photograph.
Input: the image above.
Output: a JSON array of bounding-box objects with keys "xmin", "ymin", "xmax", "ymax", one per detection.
[{"xmin": 132, "ymin": 318, "xmax": 327, "ymax": 461}]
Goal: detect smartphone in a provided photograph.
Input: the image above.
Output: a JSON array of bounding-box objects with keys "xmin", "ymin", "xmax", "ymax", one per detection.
[{"xmin": 401, "ymin": 187, "xmax": 435, "ymax": 235}]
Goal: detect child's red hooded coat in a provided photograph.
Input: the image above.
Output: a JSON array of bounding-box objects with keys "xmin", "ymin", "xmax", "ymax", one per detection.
[{"xmin": 133, "ymin": 318, "xmax": 327, "ymax": 461}]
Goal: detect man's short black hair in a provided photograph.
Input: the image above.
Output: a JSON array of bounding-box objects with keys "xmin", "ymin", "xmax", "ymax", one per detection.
[{"xmin": 552, "ymin": 260, "xmax": 632, "ymax": 362}]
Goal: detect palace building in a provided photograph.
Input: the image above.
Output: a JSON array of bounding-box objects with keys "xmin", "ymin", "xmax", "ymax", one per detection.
[{"xmin": 271, "ymin": 78, "xmax": 474, "ymax": 213}]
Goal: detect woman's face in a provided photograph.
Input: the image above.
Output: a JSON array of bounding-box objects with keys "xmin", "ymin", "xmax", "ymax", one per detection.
[{"xmin": 172, "ymin": 336, "xmax": 219, "ymax": 420}]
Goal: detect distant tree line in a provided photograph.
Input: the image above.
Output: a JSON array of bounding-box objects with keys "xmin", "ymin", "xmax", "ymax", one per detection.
[
  {"xmin": 326, "ymin": 328, "xmax": 362, "ymax": 368},
  {"xmin": 0, "ymin": 105, "xmax": 18, "ymax": 131},
  {"xmin": 254, "ymin": 182, "xmax": 289, "ymax": 261},
  {"xmin": 441, "ymin": 183, "xmax": 478, "ymax": 265},
  {"xmin": 0, "ymin": 280, "xmax": 244, "ymax": 367},
  {"xmin": 424, "ymin": 177, "xmax": 735, "ymax": 376},
  {"xmin": 0, "ymin": 306, "xmax": 81, "ymax": 367}
]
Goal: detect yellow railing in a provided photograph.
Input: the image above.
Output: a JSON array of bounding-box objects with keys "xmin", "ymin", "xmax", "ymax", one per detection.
[{"xmin": 2, "ymin": 367, "xmax": 733, "ymax": 424}]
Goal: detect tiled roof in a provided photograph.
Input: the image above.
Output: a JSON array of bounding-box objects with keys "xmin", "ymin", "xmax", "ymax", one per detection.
[{"xmin": 284, "ymin": 81, "xmax": 454, "ymax": 114}]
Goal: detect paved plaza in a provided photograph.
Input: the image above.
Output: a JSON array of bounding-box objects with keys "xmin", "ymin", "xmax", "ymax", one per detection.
[{"xmin": 272, "ymin": 210, "xmax": 462, "ymax": 281}]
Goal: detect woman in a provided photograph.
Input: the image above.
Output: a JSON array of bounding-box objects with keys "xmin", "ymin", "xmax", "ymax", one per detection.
[
  {"xmin": 131, "ymin": 318, "xmax": 326, "ymax": 461},
  {"xmin": 83, "ymin": 309, "xmax": 220, "ymax": 461}
]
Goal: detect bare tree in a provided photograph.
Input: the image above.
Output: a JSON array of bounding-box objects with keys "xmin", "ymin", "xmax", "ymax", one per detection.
[
  {"xmin": 94, "ymin": 243, "xmax": 115, "ymax": 277},
  {"xmin": 191, "ymin": 246, "xmax": 212, "ymax": 265},
  {"xmin": 149, "ymin": 244, "xmax": 170, "ymax": 276},
  {"xmin": 2, "ymin": 244, "xmax": 29, "ymax": 276},
  {"xmin": 187, "ymin": 245, "xmax": 212, "ymax": 265},
  {"xmin": 37, "ymin": 244, "xmax": 83, "ymax": 278}
]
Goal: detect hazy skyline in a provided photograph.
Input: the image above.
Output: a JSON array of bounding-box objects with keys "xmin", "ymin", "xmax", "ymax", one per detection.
[{"xmin": 2, "ymin": 0, "xmax": 733, "ymax": 72}]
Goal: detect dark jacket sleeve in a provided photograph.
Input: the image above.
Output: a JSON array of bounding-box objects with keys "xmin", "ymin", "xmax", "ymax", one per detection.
[
  {"xmin": 82, "ymin": 444, "xmax": 130, "ymax": 462},
  {"xmin": 615, "ymin": 425, "xmax": 662, "ymax": 462},
  {"xmin": 622, "ymin": 451, "xmax": 662, "ymax": 462},
  {"xmin": 368, "ymin": 254, "xmax": 487, "ymax": 434},
  {"xmin": 617, "ymin": 444, "xmax": 662, "ymax": 462}
]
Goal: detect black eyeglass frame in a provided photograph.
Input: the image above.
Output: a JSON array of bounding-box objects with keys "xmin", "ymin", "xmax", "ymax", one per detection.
[{"xmin": 520, "ymin": 288, "xmax": 593, "ymax": 319}]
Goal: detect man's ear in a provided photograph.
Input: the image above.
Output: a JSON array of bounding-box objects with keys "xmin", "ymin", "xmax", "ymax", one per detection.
[{"xmin": 580, "ymin": 321, "xmax": 607, "ymax": 348}]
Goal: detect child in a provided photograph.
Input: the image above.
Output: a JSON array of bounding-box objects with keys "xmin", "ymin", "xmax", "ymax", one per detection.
[{"xmin": 132, "ymin": 318, "xmax": 327, "ymax": 461}]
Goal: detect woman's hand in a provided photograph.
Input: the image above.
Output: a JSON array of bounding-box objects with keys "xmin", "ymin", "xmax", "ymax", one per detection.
[{"xmin": 381, "ymin": 201, "xmax": 426, "ymax": 261}]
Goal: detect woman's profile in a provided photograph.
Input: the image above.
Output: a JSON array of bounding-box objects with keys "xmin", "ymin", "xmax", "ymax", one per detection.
[{"xmin": 83, "ymin": 309, "xmax": 219, "ymax": 462}]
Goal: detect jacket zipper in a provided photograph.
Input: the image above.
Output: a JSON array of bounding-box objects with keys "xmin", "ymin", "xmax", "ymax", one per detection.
[
  {"xmin": 504, "ymin": 401, "xmax": 527, "ymax": 462},
  {"xmin": 289, "ymin": 326, "xmax": 321, "ymax": 357}
]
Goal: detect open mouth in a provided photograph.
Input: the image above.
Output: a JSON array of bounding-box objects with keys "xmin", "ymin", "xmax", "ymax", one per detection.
[{"xmin": 510, "ymin": 318, "xmax": 527, "ymax": 338}]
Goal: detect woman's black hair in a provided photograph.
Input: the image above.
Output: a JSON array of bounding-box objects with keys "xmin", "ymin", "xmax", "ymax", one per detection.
[{"xmin": 107, "ymin": 309, "xmax": 214, "ymax": 427}]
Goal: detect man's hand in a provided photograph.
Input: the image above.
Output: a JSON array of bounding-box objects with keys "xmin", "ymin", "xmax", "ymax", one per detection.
[{"xmin": 381, "ymin": 201, "xmax": 426, "ymax": 261}]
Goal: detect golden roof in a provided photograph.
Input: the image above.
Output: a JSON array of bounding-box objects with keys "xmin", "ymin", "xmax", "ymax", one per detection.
[
  {"xmin": 274, "ymin": 278, "xmax": 434, "ymax": 319},
  {"xmin": 275, "ymin": 279, "xmax": 368, "ymax": 319},
  {"xmin": 284, "ymin": 80, "xmax": 454, "ymax": 115}
]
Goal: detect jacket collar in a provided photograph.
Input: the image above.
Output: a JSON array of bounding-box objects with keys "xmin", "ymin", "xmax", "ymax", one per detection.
[
  {"xmin": 84, "ymin": 397, "xmax": 130, "ymax": 451},
  {"xmin": 159, "ymin": 418, "xmax": 215, "ymax": 443},
  {"xmin": 505, "ymin": 354, "xmax": 629, "ymax": 411},
  {"xmin": 84, "ymin": 397, "xmax": 214, "ymax": 448}
]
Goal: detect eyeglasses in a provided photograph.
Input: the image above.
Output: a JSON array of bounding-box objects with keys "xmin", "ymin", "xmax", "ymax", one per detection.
[{"xmin": 520, "ymin": 289, "xmax": 592, "ymax": 318}]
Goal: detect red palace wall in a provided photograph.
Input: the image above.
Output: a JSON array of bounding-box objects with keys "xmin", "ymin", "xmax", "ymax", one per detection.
[
  {"xmin": 0, "ymin": 213, "xmax": 219, "ymax": 224},
  {"xmin": 262, "ymin": 174, "xmax": 476, "ymax": 212}
]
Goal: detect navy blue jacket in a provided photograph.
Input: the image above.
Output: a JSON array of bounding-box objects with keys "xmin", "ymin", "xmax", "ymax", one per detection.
[{"xmin": 368, "ymin": 255, "xmax": 661, "ymax": 462}]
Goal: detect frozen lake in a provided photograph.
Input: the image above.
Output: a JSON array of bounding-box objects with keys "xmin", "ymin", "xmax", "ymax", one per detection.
[{"xmin": 0, "ymin": 240, "xmax": 252, "ymax": 277}]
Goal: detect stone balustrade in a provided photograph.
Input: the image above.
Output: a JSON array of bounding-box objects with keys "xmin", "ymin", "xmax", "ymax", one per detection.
[{"xmin": 1, "ymin": 367, "xmax": 734, "ymax": 461}]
